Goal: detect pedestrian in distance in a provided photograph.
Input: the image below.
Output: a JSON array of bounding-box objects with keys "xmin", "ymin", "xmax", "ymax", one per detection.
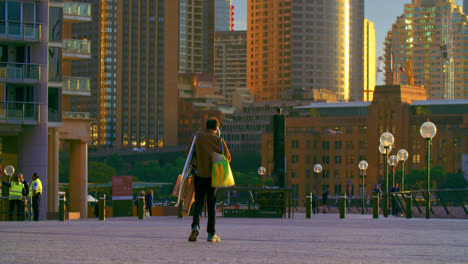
[
  {"xmin": 322, "ymin": 189, "xmax": 329, "ymax": 213},
  {"xmin": 2, "ymin": 173, "xmax": 25, "ymax": 221},
  {"xmin": 146, "ymin": 190, "xmax": 153, "ymax": 216},
  {"xmin": 29, "ymin": 172, "xmax": 42, "ymax": 221},
  {"xmin": 312, "ymin": 192, "xmax": 317, "ymax": 214},
  {"xmin": 186, "ymin": 117, "xmax": 231, "ymax": 243}
]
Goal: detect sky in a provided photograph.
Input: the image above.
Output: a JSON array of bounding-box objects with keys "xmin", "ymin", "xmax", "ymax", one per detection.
[{"xmin": 230, "ymin": 0, "xmax": 464, "ymax": 84}]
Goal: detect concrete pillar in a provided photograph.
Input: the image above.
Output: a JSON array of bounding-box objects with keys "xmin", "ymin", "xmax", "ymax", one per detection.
[
  {"xmin": 69, "ymin": 140, "xmax": 88, "ymax": 219},
  {"xmin": 47, "ymin": 128, "xmax": 59, "ymax": 215},
  {"xmin": 17, "ymin": 126, "xmax": 48, "ymax": 221}
]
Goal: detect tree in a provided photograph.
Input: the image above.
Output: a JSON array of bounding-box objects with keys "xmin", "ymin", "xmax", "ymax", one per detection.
[{"xmin": 88, "ymin": 161, "xmax": 116, "ymax": 183}]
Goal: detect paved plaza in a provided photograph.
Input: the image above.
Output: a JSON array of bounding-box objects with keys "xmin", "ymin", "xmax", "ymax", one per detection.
[{"xmin": 0, "ymin": 214, "xmax": 467, "ymax": 264}]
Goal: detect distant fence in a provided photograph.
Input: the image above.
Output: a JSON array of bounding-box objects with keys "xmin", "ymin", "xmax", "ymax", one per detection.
[
  {"xmin": 218, "ymin": 187, "xmax": 294, "ymax": 218},
  {"xmin": 296, "ymin": 189, "xmax": 468, "ymax": 218}
]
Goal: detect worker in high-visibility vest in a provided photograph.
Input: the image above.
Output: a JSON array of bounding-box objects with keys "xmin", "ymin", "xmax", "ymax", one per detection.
[
  {"xmin": 2, "ymin": 173, "xmax": 25, "ymax": 221},
  {"xmin": 29, "ymin": 172, "xmax": 42, "ymax": 221}
]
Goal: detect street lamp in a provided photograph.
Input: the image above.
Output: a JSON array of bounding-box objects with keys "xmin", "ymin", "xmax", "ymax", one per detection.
[
  {"xmin": 313, "ymin": 164, "xmax": 322, "ymax": 214},
  {"xmin": 380, "ymin": 132, "xmax": 394, "ymax": 218},
  {"xmin": 388, "ymin": 155, "xmax": 398, "ymax": 191},
  {"xmin": 397, "ymin": 149, "xmax": 409, "ymax": 191},
  {"xmin": 358, "ymin": 160, "xmax": 368, "ymax": 215},
  {"xmin": 420, "ymin": 121, "xmax": 437, "ymax": 219}
]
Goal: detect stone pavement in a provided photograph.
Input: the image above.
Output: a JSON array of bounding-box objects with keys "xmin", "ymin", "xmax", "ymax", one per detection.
[{"xmin": 0, "ymin": 214, "xmax": 467, "ymax": 264}]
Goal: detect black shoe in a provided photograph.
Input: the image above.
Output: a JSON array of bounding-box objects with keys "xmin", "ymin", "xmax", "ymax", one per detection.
[{"xmin": 188, "ymin": 227, "xmax": 199, "ymax": 242}]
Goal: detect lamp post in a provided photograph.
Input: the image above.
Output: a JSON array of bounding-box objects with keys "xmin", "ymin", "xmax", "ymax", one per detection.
[
  {"xmin": 388, "ymin": 155, "xmax": 398, "ymax": 191},
  {"xmin": 397, "ymin": 149, "xmax": 409, "ymax": 191},
  {"xmin": 420, "ymin": 121, "xmax": 437, "ymax": 219},
  {"xmin": 379, "ymin": 132, "xmax": 394, "ymax": 218},
  {"xmin": 313, "ymin": 164, "xmax": 322, "ymax": 214},
  {"xmin": 358, "ymin": 160, "xmax": 368, "ymax": 215}
]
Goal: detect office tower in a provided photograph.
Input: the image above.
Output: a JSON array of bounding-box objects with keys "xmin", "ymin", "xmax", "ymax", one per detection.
[
  {"xmin": 247, "ymin": 0, "xmax": 364, "ymax": 102},
  {"xmin": 0, "ymin": 1, "xmax": 91, "ymax": 220},
  {"xmin": 384, "ymin": 0, "xmax": 468, "ymax": 99},
  {"xmin": 215, "ymin": 30, "xmax": 248, "ymax": 105},
  {"xmin": 116, "ymin": 1, "xmax": 179, "ymax": 149},
  {"xmin": 216, "ymin": 0, "xmax": 233, "ymax": 32},
  {"xmin": 363, "ymin": 19, "xmax": 376, "ymax": 102},
  {"xmin": 179, "ymin": 0, "xmax": 215, "ymax": 74},
  {"xmin": 464, "ymin": 0, "xmax": 468, "ymax": 14},
  {"xmin": 70, "ymin": 0, "xmax": 118, "ymax": 150}
]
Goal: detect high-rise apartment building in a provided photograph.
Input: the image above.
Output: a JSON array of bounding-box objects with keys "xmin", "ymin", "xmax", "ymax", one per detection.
[
  {"xmin": 214, "ymin": 30, "xmax": 248, "ymax": 105},
  {"xmin": 247, "ymin": 0, "xmax": 364, "ymax": 102},
  {"xmin": 384, "ymin": 0, "xmax": 468, "ymax": 99},
  {"xmin": 179, "ymin": 0, "xmax": 215, "ymax": 75},
  {"xmin": 116, "ymin": 1, "xmax": 179, "ymax": 149},
  {"xmin": 363, "ymin": 19, "xmax": 376, "ymax": 102},
  {"xmin": 0, "ymin": 0, "xmax": 91, "ymax": 220}
]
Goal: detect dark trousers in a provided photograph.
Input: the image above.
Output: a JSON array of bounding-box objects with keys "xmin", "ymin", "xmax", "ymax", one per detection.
[
  {"xmin": 191, "ymin": 177, "xmax": 217, "ymax": 235},
  {"xmin": 147, "ymin": 205, "xmax": 152, "ymax": 216},
  {"xmin": 9, "ymin": 199, "xmax": 23, "ymax": 221},
  {"xmin": 32, "ymin": 194, "xmax": 41, "ymax": 221}
]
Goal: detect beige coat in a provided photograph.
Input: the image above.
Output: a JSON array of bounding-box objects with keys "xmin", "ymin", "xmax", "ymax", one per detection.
[{"xmin": 186, "ymin": 129, "xmax": 231, "ymax": 178}]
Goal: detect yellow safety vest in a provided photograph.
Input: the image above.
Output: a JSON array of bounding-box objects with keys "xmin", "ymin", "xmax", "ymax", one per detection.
[
  {"xmin": 29, "ymin": 179, "xmax": 43, "ymax": 198},
  {"xmin": 9, "ymin": 182, "xmax": 24, "ymax": 200}
]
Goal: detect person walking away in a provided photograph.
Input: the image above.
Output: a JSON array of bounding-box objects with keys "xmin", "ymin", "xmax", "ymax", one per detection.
[
  {"xmin": 2, "ymin": 174, "xmax": 25, "ymax": 221},
  {"xmin": 29, "ymin": 173, "xmax": 42, "ymax": 221},
  {"xmin": 146, "ymin": 190, "xmax": 153, "ymax": 216},
  {"xmin": 312, "ymin": 192, "xmax": 317, "ymax": 214},
  {"xmin": 187, "ymin": 117, "xmax": 231, "ymax": 242},
  {"xmin": 322, "ymin": 189, "xmax": 329, "ymax": 213},
  {"xmin": 20, "ymin": 174, "xmax": 29, "ymax": 220}
]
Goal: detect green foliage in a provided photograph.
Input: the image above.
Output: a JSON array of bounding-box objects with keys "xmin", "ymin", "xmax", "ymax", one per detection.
[
  {"xmin": 88, "ymin": 161, "xmax": 116, "ymax": 183},
  {"xmin": 105, "ymin": 153, "xmax": 126, "ymax": 175},
  {"xmin": 437, "ymin": 171, "xmax": 468, "ymax": 189},
  {"xmin": 229, "ymin": 151, "xmax": 261, "ymax": 174}
]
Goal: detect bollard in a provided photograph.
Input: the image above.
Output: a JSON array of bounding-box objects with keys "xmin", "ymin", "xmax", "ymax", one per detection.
[
  {"xmin": 99, "ymin": 195, "xmax": 106, "ymax": 221},
  {"xmin": 373, "ymin": 196, "xmax": 379, "ymax": 219},
  {"xmin": 59, "ymin": 196, "xmax": 65, "ymax": 221},
  {"xmin": 138, "ymin": 196, "xmax": 145, "ymax": 220},
  {"xmin": 305, "ymin": 194, "xmax": 312, "ymax": 219},
  {"xmin": 405, "ymin": 195, "xmax": 412, "ymax": 219},
  {"xmin": 339, "ymin": 194, "xmax": 346, "ymax": 219}
]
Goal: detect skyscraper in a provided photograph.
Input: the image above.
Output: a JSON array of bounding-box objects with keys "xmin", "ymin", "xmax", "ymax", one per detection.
[
  {"xmin": 384, "ymin": 0, "xmax": 468, "ymax": 99},
  {"xmin": 215, "ymin": 30, "xmax": 248, "ymax": 105},
  {"xmin": 179, "ymin": 0, "xmax": 216, "ymax": 75},
  {"xmin": 117, "ymin": 0, "xmax": 179, "ymax": 149},
  {"xmin": 215, "ymin": 0, "xmax": 233, "ymax": 32},
  {"xmin": 363, "ymin": 19, "xmax": 376, "ymax": 102},
  {"xmin": 247, "ymin": 0, "xmax": 364, "ymax": 102}
]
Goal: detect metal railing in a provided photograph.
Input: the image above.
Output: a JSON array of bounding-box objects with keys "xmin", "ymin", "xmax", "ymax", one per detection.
[
  {"xmin": 63, "ymin": 2, "xmax": 92, "ymax": 18},
  {"xmin": 0, "ymin": 63, "xmax": 40, "ymax": 83},
  {"xmin": 0, "ymin": 196, "xmax": 27, "ymax": 221},
  {"xmin": 389, "ymin": 189, "xmax": 468, "ymax": 217},
  {"xmin": 0, "ymin": 101, "xmax": 40, "ymax": 124},
  {"xmin": 218, "ymin": 187, "xmax": 294, "ymax": 218},
  {"xmin": 63, "ymin": 111, "xmax": 90, "ymax": 119},
  {"xmin": 63, "ymin": 76, "xmax": 91, "ymax": 94},
  {"xmin": 0, "ymin": 21, "xmax": 41, "ymax": 41},
  {"xmin": 297, "ymin": 189, "xmax": 468, "ymax": 218},
  {"xmin": 63, "ymin": 39, "xmax": 91, "ymax": 56}
]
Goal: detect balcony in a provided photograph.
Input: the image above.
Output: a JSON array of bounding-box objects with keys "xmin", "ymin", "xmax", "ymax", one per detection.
[
  {"xmin": 0, "ymin": 21, "xmax": 41, "ymax": 43},
  {"xmin": 63, "ymin": 77, "xmax": 91, "ymax": 96},
  {"xmin": 0, "ymin": 63, "xmax": 40, "ymax": 84},
  {"xmin": 63, "ymin": 2, "xmax": 92, "ymax": 23},
  {"xmin": 63, "ymin": 112, "xmax": 91, "ymax": 119},
  {"xmin": 63, "ymin": 39, "xmax": 91, "ymax": 59},
  {"xmin": 0, "ymin": 101, "xmax": 40, "ymax": 125}
]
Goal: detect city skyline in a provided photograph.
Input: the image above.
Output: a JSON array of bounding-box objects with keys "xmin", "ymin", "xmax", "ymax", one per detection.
[{"xmin": 232, "ymin": 0, "xmax": 465, "ymax": 84}]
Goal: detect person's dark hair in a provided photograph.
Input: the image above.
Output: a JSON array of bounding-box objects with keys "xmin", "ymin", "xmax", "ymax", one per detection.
[
  {"xmin": 206, "ymin": 118, "xmax": 219, "ymax": 130},
  {"xmin": 33, "ymin": 172, "xmax": 38, "ymax": 178}
]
